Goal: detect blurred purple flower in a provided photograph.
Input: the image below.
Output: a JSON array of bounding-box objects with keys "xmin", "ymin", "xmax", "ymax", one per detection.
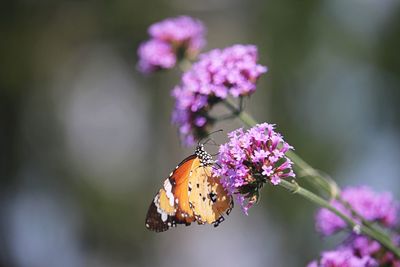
[
  {"xmin": 137, "ymin": 16, "xmax": 206, "ymax": 73},
  {"xmin": 213, "ymin": 123, "xmax": 294, "ymax": 214},
  {"xmin": 309, "ymin": 235, "xmax": 400, "ymax": 266},
  {"xmin": 351, "ymin": 236, "xmax": 381, "ymax": 257},
  {"xmin": 382, "ymin": 252, "xmax": 400, "ymax": 267},
  {"xmin": 137, "ymin": 39, "xmax": 176, "ymax": 73},
  {"xmin": 315, "ymin": 201, "xmax": 347, "ymax": 236},
  {"xmin": 172, "ymin": 44, "xmax": 267, "ymax": 145},
  {"xmin": 307, "ymin": 248, "xmax": 378, "ymax": 267},
  {"xmin": 316, "ymin": 186, "xmax": 399, "ymax": 236},
  {"xmin": 148, "ymin": 16, "xmax": 206, "ymax": 55},
  {"xmin": 380, "ymin": 235, "xmax": 400, "ymax": 266}
]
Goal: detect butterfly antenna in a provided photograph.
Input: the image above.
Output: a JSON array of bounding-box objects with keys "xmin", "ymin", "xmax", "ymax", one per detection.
[
  {"xmin": 210, "ymin": 138, "xmax": 219, "ymax": 147},
  {"xmin": 203, "ymin": 138, "xmax": 220, "ymax": 148},
  {"xmin": 197, "ymin": 129, "xmax": 223, "ymax": 146},
  {"xmin": 202, "ymin": 138, "xmax": 212, "ymax": 146}
]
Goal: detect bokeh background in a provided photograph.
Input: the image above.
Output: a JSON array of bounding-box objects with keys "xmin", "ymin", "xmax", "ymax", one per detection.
[{"xmin": 1, "ymin": 1, "xmax": 400, "ymax": 266}]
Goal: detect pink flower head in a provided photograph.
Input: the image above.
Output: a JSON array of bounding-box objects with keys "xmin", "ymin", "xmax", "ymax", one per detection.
[
  {"xmin": 308, "ymin": 234, "xmax": 400, "ymax": 267},
  {"xmin": 374, "ymin": 234, "xmax": 400, "ymax": 266},
  {"xmin": 137, "ymin": 39, "xmax": 176, "ymax": 73},
  {"xmin": 315, "ymin": 186, "xmax": 399, "ymax": 236},
  {"xmin": 351, "ymin": 236, "xmax": 381, "ymax": 257},
  {"xmin": 308, "ymin": 248, "xmax": 378, "ymax": 267},
  {"xmin": 137, "ymin": 16, "xmax": 206, "ymax": 73},
  {"xmin": 172, "ymin": 45, "xmax": 267, "ymax": 145},
  {"xmin": 213, "ymin": 123, "xmax": 294, "ymax": 214},
  {"xmin": 148, "ymin": 16, "xmax": 206, "ymax": 55}
]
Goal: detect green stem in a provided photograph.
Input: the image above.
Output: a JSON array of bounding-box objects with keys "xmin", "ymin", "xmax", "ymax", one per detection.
[
  {"xmin": 237, "ymin": 107, "xmax": 257, "ymax": 127},
  {"xmin": 279, "ymin": 180, "xmax": 400, "ymax": 258},
  {"xmin": 286, "ymin": 150, "xmax": 339, "ymax": 198},
  {"xmin": 228, "ymin": 99, "xmax": 400, "ymax": 258},
  {"xmin": 231, "ymin": 99, "xmax": 338, "ymax": 197},
  {"xmin": 178, "ymin": 58, "xmax": 192, "ymax": 72},
  {"xmin": 279, "ymin": 179, "xmax": 357, "ymax": 228},
  {"xmin": 337, "ymin": 196, "xmax": 393, "ymax": 244}
]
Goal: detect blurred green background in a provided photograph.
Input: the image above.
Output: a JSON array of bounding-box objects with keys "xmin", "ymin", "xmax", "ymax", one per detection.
[{"xmin": 1, "ymin": 1, "xmax": 400, "ymax": 266}]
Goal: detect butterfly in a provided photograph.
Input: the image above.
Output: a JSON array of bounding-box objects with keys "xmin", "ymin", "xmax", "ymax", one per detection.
[{"xmin": 145, "ymin": 143, "xmax": 233, "ymax": 232}]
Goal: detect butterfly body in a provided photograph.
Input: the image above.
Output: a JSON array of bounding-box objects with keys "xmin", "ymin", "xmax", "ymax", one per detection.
[{"xmin": 145, "ymin": 144, "xmax": 233, "ymax": 232}]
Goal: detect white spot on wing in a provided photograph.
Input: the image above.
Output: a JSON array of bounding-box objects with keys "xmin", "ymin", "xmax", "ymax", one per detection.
[
  {"xmin": 163, "ymin": 179, "xmax": 175, "ymax": 207},
  {"xmin": 154, "ymin": 193, "xmax": 164, "ymax": 216},
  {"xmin": 161, "ymin": 212, "xmax": 168, "ymax": 222}
]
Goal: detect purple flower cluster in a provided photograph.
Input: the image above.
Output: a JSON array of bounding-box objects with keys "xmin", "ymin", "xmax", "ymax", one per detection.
[
  {"xmin": 148, "ymin": 16, "xmax": 205, "ymax": 54},
  {"xmin": 309, "ymin": 186, "xmax": 400, "ymax": 266},
  {"xmin": 213, "ymin": 123, "xmax": 294, "ymax": 214},
  {"xmin": 137, "ymin": 40, "xmax": 176, "ymax": 72},
  {"xmin": 137, "ymin": 16, "xmax": 206, "ymax": 73},
  {"xmin": 307, "ymin": 247, "xmax": 378, "ymax": 267},
  {"xmin": 308, "ymin": 235, "xmax": 400, "ymax": 267},
  {"xmin": 316, "ymin": 186, "xmax": 398, "ymax": 236},
  {"xmin": 172, "ymin": 45, "xmax": 267, "ymax": 145}
]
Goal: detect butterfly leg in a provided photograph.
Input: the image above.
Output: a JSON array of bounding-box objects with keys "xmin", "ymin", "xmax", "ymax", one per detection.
[{"xmin": 213, "ymin": 216, "xmax": 225, "ymax": 227}]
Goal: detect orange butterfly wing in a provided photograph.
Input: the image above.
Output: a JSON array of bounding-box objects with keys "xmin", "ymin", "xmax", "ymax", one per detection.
[
  {"xmin": 188, "ymin": 166, "xmax": 233, "ymax": 226},
  {"xmin": 145, "ymin": 155, "xmax": 197, "ymax": 232},
  {"xmin": 171, "ymin": 157, "xmax": 202, "ymax": 223}
]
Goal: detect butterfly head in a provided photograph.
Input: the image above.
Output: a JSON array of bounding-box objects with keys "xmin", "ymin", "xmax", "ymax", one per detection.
[{"xmin": 195, "ymin": 144, "xmax": 214, "ymax": 166}]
